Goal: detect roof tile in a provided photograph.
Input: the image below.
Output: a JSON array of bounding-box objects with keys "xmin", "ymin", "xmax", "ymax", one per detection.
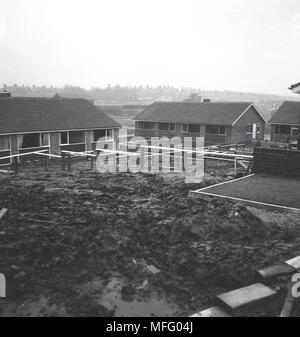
[
  {"xmin": 134, "ymin": 101, "xmax": 255, "ymax": 125},
  {"xmin": 0, "ymin": 97, "xmax": 120, "ymax": 135}
]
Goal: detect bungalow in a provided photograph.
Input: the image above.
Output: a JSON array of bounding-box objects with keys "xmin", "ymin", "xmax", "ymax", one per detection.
[
  {"xmin": 269, "ymin": 101, "xmax": 300, "ymax": 143},
  {"xmin": 134, "ymin": 102, "xmax": 266, "ymax": 146},
  {"xmin": 0, "ymin": 94, "xmax": 120, "ymax": 166},
  {"xmin": 289, "ymin": 82, "xmax": 300, "ymax": 94}
]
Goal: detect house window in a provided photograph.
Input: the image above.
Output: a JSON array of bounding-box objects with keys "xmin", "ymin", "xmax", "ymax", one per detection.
[
  {"xmin": 141, "ymin": 122, "xmax": 155, "ymax": 130},
  {"xmin": 60, "ymin": 131, "xmax": 85, "ymax": 145},
  {"xmin": 206, "ymin": 125, "xmax": 226, "ymax": 135},
  {"xmin": 159, "ymin": 123, "xmax": 169, "ymax": 131},
  {"xmin": 138, "ymin": 122, "xmax": 154, "ymax": 129},
  {"xmin": 40, "ymin": 133, "xmax": 49, "ymax": 147},
  {"xmin": 107, "ymin": 129, "xmax": 113, "ymax": 139},
  {"xmin": 247, "ymin": 124, "xmax": 253, "ymax": 134},
  {"xmin": 291, "ymin": 127, "xmax": 299, "ymax": 136},
  {"xmin": 158, "ymin": 123, "xmax": 175, "ymax": 132},
  {"xmin": 60, "ymin": 132, "xmax": 69, "ymax": 145},
  {"xmin": 275, "ymin": 125, "xmax": 291, "ymax": 135},
  {"xmin": 256, "ymin": 124, "xmax": 261, "ymax": 133},
  {"xmin": 69, "ymin": 131, "xmax": 85, "ymax": 144},
  {"xmin": 182, "ymin": 124, "xmax": 188, "ymax": 133},
  {"xmin": 219, "ymin": 126, "xmax": 226, "ymax": 135},
  {"xmin": 0, "ymin": 136, "xmax": 10, "ymax": 152},
  {"xmin": 93, "ymin": 129, "xmax": 114, "ymax": 142},
  {"xmin": 93, "ymin": 130, "xmax": 106, "ymax": 142},
  {"xmin": 188, "ymin": 124, "xmax": 201, "ymax": 133},
  {"xmin": 21, "ymin": 133, "xmax": 40, "ymax": 149}
]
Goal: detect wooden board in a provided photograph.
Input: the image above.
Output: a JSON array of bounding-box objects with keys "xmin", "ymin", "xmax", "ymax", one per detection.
[
  {"xmin": 217, "ymin": 283, "xmax": 277, "ymax": 311},
  {"xmin": 285, "ymin": 256, "xmax": 300, "ymax": 270},
  {"xmin": 190, "ymin": 306, "xmax": 231, "ymax": 318},
  {"xmin": 256, "ymin": 263, "xmax": 296, "ymax": 281}
]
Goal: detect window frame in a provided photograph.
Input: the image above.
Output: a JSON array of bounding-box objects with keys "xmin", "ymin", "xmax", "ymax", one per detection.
[
  {"xmin": 40, "ymin": 133, "xmax": 50, "ymax": 147},
  {"xmin": 20, "ymin": 133, "xmax": 41, "ymax": 149},
  {"xmin": 93, "ymin": 129, "xmax": 114, "ymax": 143},
  {"xmin": 158, "ymin": 123, "xmax": 176, "ymax": 132},
  {"xmin": 169, "ymin": 123, "xmax": 175, "ymax": 132},
  {"xmin": 291, "ymin": 127, "xmax": 299, "ymax": 136},
  {"xmin": 139, "ymin": 122, "xmax": 155, "ymax": 130},
  {"xmin": 182, "ymin": 124, "xmax": 188, "ymax": 133},
  {"xmin": 68, "ymin": 131, "xmax": 85, "ymax": 145},
  {"xmin": 0, "ymin": 135, "xmax": 10, "ymax": 152},
  {"xmin": 247, "ymin": 124, "xmax": 253, "ymax": 134},
  {"xmin": 188, "ymin": 124, "xmax": 201, "ymax": 133},
  {"xmin": 274, "ymin": 125, "xmax": 292, "ymax": 135},
  {"xmin": 206, "ymin": 125, "xmax": 226, "ymax": 135},
  {"xmin": 60, "ymin": 132, "xmax": 69, "ymax": 145}
]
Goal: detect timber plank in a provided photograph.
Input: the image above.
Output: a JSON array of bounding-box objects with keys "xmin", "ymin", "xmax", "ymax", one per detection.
[{"xmin": 217, "ymin": 283, "xmax": 277, "ymax": 311}]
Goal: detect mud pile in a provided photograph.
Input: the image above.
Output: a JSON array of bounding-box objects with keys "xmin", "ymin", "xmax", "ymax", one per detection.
[{"xmin": 0, "ymin": 168, "xmax": 299, "ymax": 316}]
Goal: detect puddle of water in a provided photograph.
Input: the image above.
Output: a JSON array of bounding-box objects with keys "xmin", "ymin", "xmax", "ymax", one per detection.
[
  {"xmin": 112, "ymin": 297, "xmax": 178, "ymax": 317},
  {"xmin": 100, "ymin": 277, "xmax": 179, "ymax": 317}
]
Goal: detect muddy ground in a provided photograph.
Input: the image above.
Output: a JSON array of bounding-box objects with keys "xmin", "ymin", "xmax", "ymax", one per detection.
[{"xmin": 0, "ymin": 161, "xmax": 300, "ymax": 317}]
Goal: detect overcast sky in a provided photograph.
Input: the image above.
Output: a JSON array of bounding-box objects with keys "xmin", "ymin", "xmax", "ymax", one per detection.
[{"xmin": 0, "ymin": 0, "xmax": 300, "ymax": 94}]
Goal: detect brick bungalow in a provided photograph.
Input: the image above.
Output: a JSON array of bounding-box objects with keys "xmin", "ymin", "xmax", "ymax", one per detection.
[
  {"xmin": 0, "ymin": 94, "xmax": 120, "ymax": 166},
  {"xmin": 134, "ymin": 102, "xmax": 266, "ymax": 146},
  {"xmin": 269, "ymin": 101, "xmax": 300, "ymax": 143}
]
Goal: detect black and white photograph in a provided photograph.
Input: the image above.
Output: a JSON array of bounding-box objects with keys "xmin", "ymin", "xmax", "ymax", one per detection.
[{"xmin": 0, "ymin": 0, "xmax": 300, "ymax": 324}]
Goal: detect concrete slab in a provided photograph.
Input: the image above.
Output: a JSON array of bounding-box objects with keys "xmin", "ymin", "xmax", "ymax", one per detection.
[
  {"xmin": 256, "ymin": 263, "xmax": 296, "ymax": 281},
  {"xmin": 285, "ymin": 256, "xmax": 300, "ymax": 270},
  {"xmin": 217, "ymin": 283, "xmax": 277, "ymax": 311}
]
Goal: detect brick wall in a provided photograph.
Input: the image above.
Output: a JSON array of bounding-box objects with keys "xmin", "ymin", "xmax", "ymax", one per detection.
[
  {"xmin": 50, "ymin": 132, "xmax": 60, "ymax": 155},
  {"xmin": 85, "ymin": 131, "xmax": 93, "ymax": 152},
  {"xmin": 253, "ymin": 147, "xmax": 300, "ymax": 177},
  {"xmin": 231, "ymin": 106, "xmax": 265, "ymax": 144}
]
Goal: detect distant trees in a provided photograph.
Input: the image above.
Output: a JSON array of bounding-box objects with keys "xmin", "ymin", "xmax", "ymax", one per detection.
[{"xmin": 2, "ymin": 84, "xmax": 299, "ymax": 106}]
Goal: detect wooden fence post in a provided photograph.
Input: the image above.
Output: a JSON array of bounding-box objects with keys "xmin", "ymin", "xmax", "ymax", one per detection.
[
  {"xmin": 62, "ymin": 152, "xmax": 66, "ymax": 171},
  {"xmin": 13, "ymin": 157, "xmax": 18, "ymax": 174},
  {"xmin": 45, "ymin": 156, "xmax": 49, "ymax": 172},
  {"xmin": 67, "ymin": 153, "xmax": 71, "ymax": 171}
]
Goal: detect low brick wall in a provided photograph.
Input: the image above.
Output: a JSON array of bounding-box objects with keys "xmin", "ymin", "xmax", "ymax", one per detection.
[{"xmin": 253, "ymin": 148, "xmax": 300, "ymax": 178}]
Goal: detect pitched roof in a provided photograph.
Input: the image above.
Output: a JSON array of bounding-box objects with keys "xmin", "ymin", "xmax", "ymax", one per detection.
[
  {"xmin": 269, "ymin": 101, "xmax": 300, "ymax": 125},
  {"xmin": 0, "ymin": 97, "xmax": 120, "ymax": 135},
  {"xmin": 134, "ymin": 102, "xmax": 260, "ymax": 126},
  {"xmin": 289, "ymin": 82, "xmax": 300, "ymax": 90}
]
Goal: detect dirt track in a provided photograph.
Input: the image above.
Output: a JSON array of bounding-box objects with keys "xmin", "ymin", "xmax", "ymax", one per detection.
[{"xmin": 0, "ymin": 163, "xmax": 300, "ymax": 317}]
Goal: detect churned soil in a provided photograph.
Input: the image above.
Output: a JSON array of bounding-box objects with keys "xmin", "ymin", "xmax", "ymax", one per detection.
[{"xmin": 0, "ymin": 163, "xmax": 300, "ymax": 317}]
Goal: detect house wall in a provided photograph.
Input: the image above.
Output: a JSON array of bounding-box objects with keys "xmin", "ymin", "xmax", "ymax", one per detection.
[
  {"xmin": 50, "ymin": 132, "xmax": 60, "ymax": 155},
  {"xmin": 0, "ymin": 127, "xmax": 120, "ymax": 166},
  {"xmin": 270, "ymin": 124, "xmax": 300, "ymax": 143},
  {"xmin": 135, "ymin": 122, "xmax": 231, "ymax": 146},
  {"xmin": 231, "ymin": 106, "xmax": 265, "ymax": 144},
  {"xmin": 85, "ymin": 131, "xmax": 93, "ymax": 152},
  {"xmin": 135, "ymin": 122, "xmax": 207, "ymax": 144}
]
